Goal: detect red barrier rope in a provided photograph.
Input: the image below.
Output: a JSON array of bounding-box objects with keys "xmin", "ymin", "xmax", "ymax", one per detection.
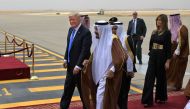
[
  {"xmin": 4, "ymin": 35, "xmax": 34, "ymax": 57},
  {"xmin": 5, "ymin": 36, "xmax": 24, "ymax": 46},
  {"xmin": 13, "ymin": 39, "xmax": 24, "ymax": 46},
  {"xmin": 5, "ymin": 35, "xmax": 14, "ymax": 43},
  {"xmin": 26, "ymin": 43, "xmax": 34, "ymax": 57},
  {"xmin": 0, "ymin": 47, "xmax": 29, "ymax": 55}
]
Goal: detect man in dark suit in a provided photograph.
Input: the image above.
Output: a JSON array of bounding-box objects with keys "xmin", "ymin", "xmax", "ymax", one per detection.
[
  {"xmin": 127, "ymin": 11, "xmax": 147, "ymax": 64},
  {"xmin": 60, "ymin": 13, "xmax": 92, "ymax": 109}
]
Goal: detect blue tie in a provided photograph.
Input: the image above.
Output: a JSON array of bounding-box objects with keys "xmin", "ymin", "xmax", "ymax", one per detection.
[
  {"xmin": 131, "ymin": 20, "xmax": 136, "ymax": 35},
  {"xmin": 68, "ymin": 29, "xmax": 76, "ymax": 63}
]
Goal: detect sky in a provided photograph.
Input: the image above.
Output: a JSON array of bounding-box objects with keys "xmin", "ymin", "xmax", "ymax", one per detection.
[{"xmin": 0, "ymin": 0, "xmax": 189, "ymax": 10}]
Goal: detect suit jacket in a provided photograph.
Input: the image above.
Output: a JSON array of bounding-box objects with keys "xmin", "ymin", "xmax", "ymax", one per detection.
[
  {"xmin": 64, "ymin": 25, "xmax": 92, "ymax": 69},
  {"xmin": 127, "ymin": 18, "xmax": 147, "ymax": 37}
]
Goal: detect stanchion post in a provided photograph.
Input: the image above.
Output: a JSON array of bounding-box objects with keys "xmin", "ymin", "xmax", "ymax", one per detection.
[
  {"xmin": 4, "ymin": 33, "xmax": 7, "ymax": 53},
  {"xmin": 32, "ymin": 44, "xmax": 35, "ymax": 73},
  {"xmin": 23, "ymin": 40, "xmax": 25, "ymax": 63},
  {"xmin": 30, "ymin": 44, "xmax": 38, "ymax": 80},
  {"xmin": 13, "ymin": 35, "xmax": 16, "ymax": 57}
]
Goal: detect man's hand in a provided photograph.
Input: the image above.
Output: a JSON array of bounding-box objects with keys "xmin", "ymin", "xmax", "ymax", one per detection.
[
  {"xmin": 63, "ymin": 62, "xmax": 67, "ymax": 68},
  {"xmin": 107, "ymin": 70, "xmax": 114, "ymax": 79},
  {"xmin": 173, "ymin": 53, "xmax": 177, "ymax": 59},
  {"xmin": 73, "ymin": 67, "xmax": 80, "ymax": 75},
  {"xmin": 140, "ymin": 36, "xmax": 144, "ymax": 40},
  {"xmin": 128, "ymin": 72, "xmax": 135, "ymax": 78},
  {"xmin": 165, "ymin": 60, "xmax": 170, "ymax": 71},
  {"xmin": 83, "ymin": 60, "xmax": 89, "ymax": 67}
]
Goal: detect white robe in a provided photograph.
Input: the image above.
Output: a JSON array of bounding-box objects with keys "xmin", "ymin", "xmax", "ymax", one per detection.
[{"xmin": 184, "ymin": 100, "xmax": 190, "ymax": 109}]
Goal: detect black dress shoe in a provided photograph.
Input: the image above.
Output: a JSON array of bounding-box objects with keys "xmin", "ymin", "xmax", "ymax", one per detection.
[
  {"xmin": 175, "ymin": 87, "xmax": 181, "ymax": 91},
  {"xmin": 155, "ymin": 100, "xmax": 167, "ymax": 104},
  {"xmin": 186, "ymin": 96, "xmax": 190, "ymax": 100},
  {"xmin": 143, "ymin": 104, "xmax": 153, "ymax": 108}
]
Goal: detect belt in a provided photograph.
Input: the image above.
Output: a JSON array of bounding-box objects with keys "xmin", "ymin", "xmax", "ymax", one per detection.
[
  {"xmin": 131, "ymin": 34, "xmax": 138, "ymax": 36},
  {"xmin": 131, "ymin": 35, "xmax": 139, "ymax": 40},
  {"xmin": 152, "ymin": 43, "xmax": 163, "ymax": 49}
]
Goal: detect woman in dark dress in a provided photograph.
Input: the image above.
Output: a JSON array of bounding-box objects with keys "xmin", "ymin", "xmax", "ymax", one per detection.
[{"xmin": 141, "ymin": 14, "xmax": 172, "ymax": 108}]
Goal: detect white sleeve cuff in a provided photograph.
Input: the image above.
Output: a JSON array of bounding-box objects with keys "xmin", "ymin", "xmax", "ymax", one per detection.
[
  {"xmin": 110, "ymin": 66, "xmax": 115, "ymax": 72},
  {"xmin": 174, "ymin": 45, "xmax": 180, "ymax": 55},
  {"xmin": 127, "ymin": 56, "xmax": 133, "ymax": 72},
  {"xmin": 75, "ymin": 66, "xmax": 82, "ymax": 70},
  {"xmin": 64, "ymin": 60, "xmax": 67, "ymax": 63}
]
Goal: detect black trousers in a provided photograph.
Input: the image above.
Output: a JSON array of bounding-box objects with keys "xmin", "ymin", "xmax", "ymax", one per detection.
[
  {"xmin": 60, "ymin": 66, "xmax": 86, "ymax": 109},
  {"xmin": 118, "ymin": 72, "xmax": 132, "ymax": 109},
  {"xmin": 141, "ymin": 50, "xmax": 168, "ymax": 105},
  {"xmin": 131, "ymin": 35, "xmax": 143, "ymax": 63}
]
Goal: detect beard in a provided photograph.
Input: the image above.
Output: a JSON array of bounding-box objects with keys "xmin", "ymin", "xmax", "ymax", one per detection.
[{"xmin": 95, "ymin": 35, "xmax": 100, "ymax": 39}]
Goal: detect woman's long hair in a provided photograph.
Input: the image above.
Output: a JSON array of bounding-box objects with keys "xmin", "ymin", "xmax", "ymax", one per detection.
[{"xmin": 156, "ymin": 14, "xmax": 169, "ymax": 31}]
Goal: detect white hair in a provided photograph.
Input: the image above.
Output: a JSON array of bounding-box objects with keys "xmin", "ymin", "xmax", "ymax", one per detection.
[{"xmin": 69, "ymin": 12, "xmax": 81, "ymax": 18}]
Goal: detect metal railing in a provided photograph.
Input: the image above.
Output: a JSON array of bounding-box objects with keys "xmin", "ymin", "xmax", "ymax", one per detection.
[{"xmin": 0, "ymin": 29, "xmax": 38, "ymax": 80}]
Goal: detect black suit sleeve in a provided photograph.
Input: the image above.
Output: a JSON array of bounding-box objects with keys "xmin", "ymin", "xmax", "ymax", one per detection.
[
  {"xmin": 127, "ymin": 21, "xmax": 132, "ymax": 36},
  {"xmin": 141, "ymin": 19, "xmax": 147, "ymax": 37},
  {"xmin": 76, "ymin": 31, "xmax": 92, "ymax": 67},
  {"xmin": 64, "ymin": 46, "xmax": 68, "ymax": 60},
  {"xmin": 127, "ymin": 37, "xmax": 137, "ymax": 72},
  {"xmin": 166, "ymin": 31, "xmax": 172, "ymax": 59},
  {"xmin": 127, "ymin": 36, "xmax": 135, "ymax": 55},
  {"xmin": 64, "ymin": 28, "xmax": 72, "ymax": 61},
  {"xmin": 149, "ymin": 34, "xmax": 153, "ymax": 52}
]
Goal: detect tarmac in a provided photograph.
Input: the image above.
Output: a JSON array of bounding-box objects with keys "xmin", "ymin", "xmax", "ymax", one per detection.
[{"xmin": 0, "ymin": 12, "xmax": 189, "ymax": 71}]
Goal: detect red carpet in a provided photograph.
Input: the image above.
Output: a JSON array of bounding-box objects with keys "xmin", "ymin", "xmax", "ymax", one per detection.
[
  {"xmin": 129, "ymin": 94, "xmax": 187, "ymax": 109},
  {"xmin": 9, "ymin": 91, "xmax": 188, "ymax": 109},
  {"xmin": 0, "ymin": 57, "xmax": 30, "ymax": 80}
]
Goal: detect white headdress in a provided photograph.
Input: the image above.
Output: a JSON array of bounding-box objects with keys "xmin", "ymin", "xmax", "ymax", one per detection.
[
  {"xmin": 113, "ymin": 22, "xmax": 127, "ymax": 47},
  {"xmin": 92, "ymin": 20, "xmax": 113, "ymax": 84}
]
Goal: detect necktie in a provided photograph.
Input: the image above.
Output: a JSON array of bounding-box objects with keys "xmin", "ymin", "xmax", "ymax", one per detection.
[
  {"xmin": 68, "ymin": 29, "xmax": 76, "ymax": 63},
  {"xmin": 131, "ymin": 19, "xmax": 136, "ymax": 35}
]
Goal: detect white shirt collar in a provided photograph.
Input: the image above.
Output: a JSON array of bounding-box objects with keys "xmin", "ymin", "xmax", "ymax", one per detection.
[
  {"xmin": 73, "ymin": 23, "xmax": 81, "ymax": 32},
  {"xmin": 133, "ymin": 18, "xmax": 137, "ymax": 22}
]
